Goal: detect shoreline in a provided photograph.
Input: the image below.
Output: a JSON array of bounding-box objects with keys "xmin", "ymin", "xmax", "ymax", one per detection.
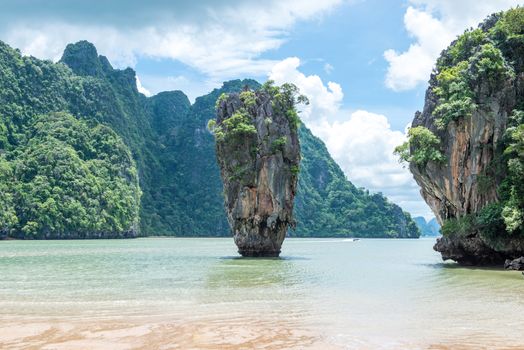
[
  {"xmin": 1, "ymin": 316, "xmax": 522, "ymax": 350},
  {"xmin": 0, "ymin": 316, "xmax": 326, "ymax": 350},
  {"xmin": 1, "ymin": 235, "xmax": 428, "ymax": 240}
]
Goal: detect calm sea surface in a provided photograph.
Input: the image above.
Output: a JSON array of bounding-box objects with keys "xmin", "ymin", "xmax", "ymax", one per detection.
[{"xmin": 0, "ymin": 237, "xmax": 523, "ymax": 349}]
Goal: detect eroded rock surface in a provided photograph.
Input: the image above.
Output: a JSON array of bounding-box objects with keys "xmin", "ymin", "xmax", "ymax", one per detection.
[
  {"xmin": 404, "ymin": 11, "xmax": 524, "ymax": 265},
  {"xmin": 213, "ymin": 86, "xmax": 301, "ymax": 257},
  {"xmin": 412, "ymin": 76, "xmax": 524, "ymax": 264},
  {"xmin": 504, "ymin": 257, "xmax": 524, "ymax": 271}
]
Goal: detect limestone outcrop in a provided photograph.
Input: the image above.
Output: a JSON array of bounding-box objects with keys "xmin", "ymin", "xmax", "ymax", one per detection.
[
  {"xmin": 504, "ymin": 257, "xmax": 524, "ymax": 271},
  {"xmin": 400, "ymin": 10, "xmax": 524, "ymax": 265},
  {"xmin": 212, "ymin": 84, "xmax": 303, "ymax": 257}
]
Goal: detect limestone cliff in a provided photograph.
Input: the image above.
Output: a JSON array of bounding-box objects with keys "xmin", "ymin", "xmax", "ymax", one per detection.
[
  {"xmin": 212, "ymin": 83, "xmax": 302, "ymax": 257},
  {"xmin": 401, "ymin": 9, "xmax": 524, "ymax": 265}
]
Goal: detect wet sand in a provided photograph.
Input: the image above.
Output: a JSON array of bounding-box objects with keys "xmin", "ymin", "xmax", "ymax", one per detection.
[
  {"xmin": 2, "ymin": 316, "xmax": 523, "ymax": 350},
  {"xmin": 0, "ymin": 316, "xmax": 327, "ymax": 350}
]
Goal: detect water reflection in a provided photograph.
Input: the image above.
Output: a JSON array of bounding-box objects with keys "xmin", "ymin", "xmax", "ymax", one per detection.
[
  {"xmin": 206, "ymin": 256, "xmax": 303, "ymax": 289},
  {"xmin": 198, "ymin": 254, "xmax": 315, "ymax": 330}
]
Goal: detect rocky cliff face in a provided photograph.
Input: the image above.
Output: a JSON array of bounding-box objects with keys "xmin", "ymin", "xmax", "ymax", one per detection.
[
  {"xmin": 213, "ymin": 85, "xmax": 301, "ymax": 256},
  {"xmin": 411, "ymin": 86, "xmax": 510, "ymax": 225},
  {"xmin": 404, "ymin": 10, "xmax": 524, "ymax": 265}
]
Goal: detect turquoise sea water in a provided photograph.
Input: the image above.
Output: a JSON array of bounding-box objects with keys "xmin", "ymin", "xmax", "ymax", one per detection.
[{"xmin": 1, "ymin": 237, "xmax": 523, "ymax": 349}]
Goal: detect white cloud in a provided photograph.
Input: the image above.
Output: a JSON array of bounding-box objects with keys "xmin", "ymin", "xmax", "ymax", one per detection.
[
  {"xmin": 384, "ymin": 0, "xmax": 522, "ymax": 91},
  {"xmin": 269, "ymin": 57, "xmax": 432, "ymax": 218},
  {"xmin": 384, "ymin": 6, "xmax": 451, "ymax": 91},
  {"xmin": 1, "ymin": 0, "xmax": 344, "ymax": 81},
  {"xmin": 136, "ymin": 76, "xmax": 152, "ymax": 97},
  {"xmin": 323, "ymin": 63, "xmax": 334, "ymax": 74},
  {"xmin": 270, "ymin": 57, "xmax": 343, "ymax": 121}
]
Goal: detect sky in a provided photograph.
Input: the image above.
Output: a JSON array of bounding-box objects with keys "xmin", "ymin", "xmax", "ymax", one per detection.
[{"xmin": 0, "ymin": 0, "xmax": 521, "ymax": 219}]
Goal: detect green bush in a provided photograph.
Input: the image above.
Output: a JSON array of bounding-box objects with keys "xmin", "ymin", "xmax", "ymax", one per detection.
[
  {"xmin": 441, "ymin": 214, "xmax": 475, "ymax": 237},
  {"xmin": 239, "ymin": 90, "xmax": 256, "ymax": 108},
  {"xmin": 433, "ymin": 30, "xmax": 513, "ymax": 130},
  {"xmin": 433, "ymin": 59, "xmax": 475, "ymax": 129},
  {"xmin": 434, "ymin": 97, "xmax": 476, "ymax": 129},
  {"xmin": 215, "ymin": 93, "xmax": 229, "ymax": 109},
  {"xmin": 473, "ymin": 43, "xmax": 514, "ymax": 87},
  {"xmin": 441, "ymin": 203, "xmax": 505, "ymax": 239},
  {"xmin": 394, "ymin": 126, "xmax": 445, "ymax": 167},
  {"xmin": 490, "ymin": 7, "xmax": 524, "ymax": 38},
  {"xmin": 271, "ymin": 136, "xmax": 287, "ymax": 153},
  {"xmin": 263, "ymin": 80, "xmax": 308, "ymax": 130},
  {"xmin": 290, "ymin": 164, "xmax": 300, "ymax": 176},
  {"xmin": 285, "ymin": 109, "xmax": 301, "ymax": 130},
  {"xmin": 222, "ymin": 109, "xmax": 256, "ymax": 137}
]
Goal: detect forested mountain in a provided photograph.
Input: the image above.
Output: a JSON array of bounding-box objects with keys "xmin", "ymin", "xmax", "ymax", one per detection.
[
  {"xmin": 0, "ymin": 42, "xmax": 141, "ymax": 238},
  {"xmin": 413, "ymin": 217, "xmax": 440, "ymax": 237},
  {"xmin": 0, "ymin": 40, "xmax": 420, "ymax": 239}
]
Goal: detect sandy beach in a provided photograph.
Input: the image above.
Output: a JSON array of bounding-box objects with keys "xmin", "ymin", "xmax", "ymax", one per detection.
[
  {"xmin": 0, "ymin": 316, "xmax": 327, "ymax": 350},
  {"xmin": 2, "ymin": 316, "xmax": 523, "ymax": 350}
]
